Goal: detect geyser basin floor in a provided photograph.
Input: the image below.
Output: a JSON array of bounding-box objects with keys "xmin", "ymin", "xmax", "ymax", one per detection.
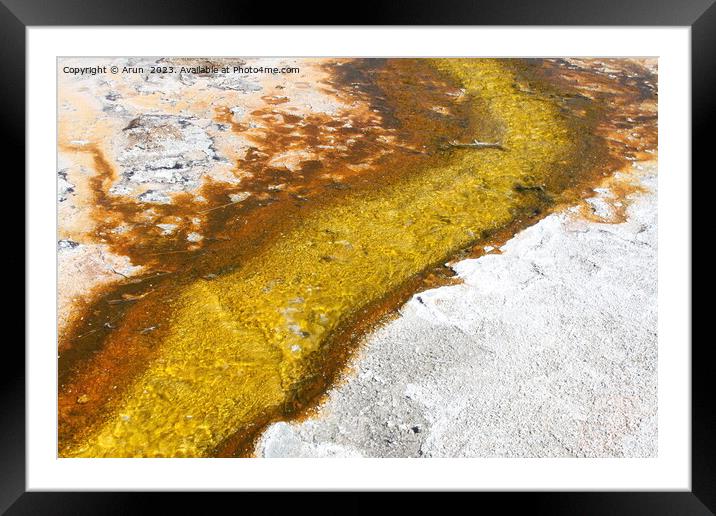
[{"xmin": 57, "ymin": 58, "xmax": 657, "ymax": 457}]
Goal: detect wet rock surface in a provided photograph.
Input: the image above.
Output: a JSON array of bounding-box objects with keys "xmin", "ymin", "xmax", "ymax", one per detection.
[{"xmin": 112, "ymin": 114, "xmax": 222, "ymax": 199}]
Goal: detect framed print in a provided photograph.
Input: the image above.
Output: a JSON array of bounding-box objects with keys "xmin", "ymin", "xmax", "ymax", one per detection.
[{"xmin": 6, "ymin": 0, "xmax": 713, "ymax": 513}]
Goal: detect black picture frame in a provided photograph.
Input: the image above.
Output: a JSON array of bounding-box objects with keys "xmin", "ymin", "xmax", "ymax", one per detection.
[{"xmin": 5, "ymin": 1, "xmax": 711, "ymax": 513}]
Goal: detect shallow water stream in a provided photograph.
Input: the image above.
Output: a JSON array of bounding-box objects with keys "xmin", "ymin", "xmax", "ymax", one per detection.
[{"xmin": 58, "ymin": 58, "xmax": 655, "ymax": 457}]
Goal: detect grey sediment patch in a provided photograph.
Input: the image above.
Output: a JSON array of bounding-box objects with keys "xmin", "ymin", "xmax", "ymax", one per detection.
[{"xmin": 112, "ymin": 114, "xmax": 222, "ymax": 199}]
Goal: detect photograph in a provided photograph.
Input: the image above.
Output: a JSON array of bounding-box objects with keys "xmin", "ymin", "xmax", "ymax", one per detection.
[{"xmin": 56, "ymin": 56, "xmax": 659, "ymax": 459}]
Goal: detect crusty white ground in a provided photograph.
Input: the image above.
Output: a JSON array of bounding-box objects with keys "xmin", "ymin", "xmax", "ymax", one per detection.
[{"xmin": 257, "ymin": 164, "xmax": 657, "ymax": 458}]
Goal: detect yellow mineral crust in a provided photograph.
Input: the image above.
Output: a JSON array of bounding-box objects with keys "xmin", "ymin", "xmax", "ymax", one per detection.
[{"xmin": 66, "ymin": 59, "xmax": 608, "ymax": 457}]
